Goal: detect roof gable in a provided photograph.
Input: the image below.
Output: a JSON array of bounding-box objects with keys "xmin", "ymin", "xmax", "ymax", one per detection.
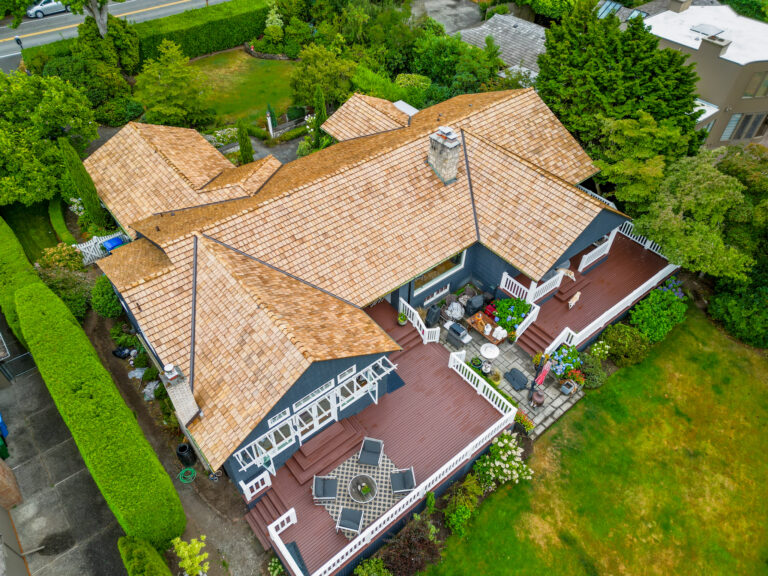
[{"xmin": 322, "ymin": 93, "xmax": 410, "ymax": 141}]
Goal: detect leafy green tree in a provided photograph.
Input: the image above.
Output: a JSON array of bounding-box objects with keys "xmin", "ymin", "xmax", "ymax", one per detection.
[
  {"xmin": 530, "ymin": 0, "xmax": 576, "ymax": 19},
  {"xmin": 635, "ymin": 151, "xmax": 753, "ymax": 280},
  {"xmin": 1, "ymin": 0, "xmax": 125, "ymax": 35},
  {"xmin": 537, "ymin": 0, "xmax": 700, "ymax": 159},
  {"xmin": 284, "ymin": 17, "xmax": 313, "ymax": 59},
  {"xmin": 92, "ymin": 275, "xmax": 123, "ymax": 319},
  {"xmin": 0, "ymin": 72, "xmax": 96, "ymax": 207},
  {"xmin": 290, "ymin": 43, "xmax": 357, "ymax": 106},
  {"xmin": 709, "ymin": 257, "xmax": 768, "ymax": 348},
  {"xmin": 721, "ymin": 0, "xmax": 768, "ymax": 21},
  {"xmin": 593, "ymin": 112, "xmax": 690, "ymax": 212},
  {"xmin": 58, "ymin": 137, "xmax": 107, "ymax": 228},
  {"xmin": 236, "ymin": 120, "xmax": 254, "ymax": 165},
  {"xmin": 313, "ymin": 86, "xmax": 327, "ymax": 149},
  {"xmin": 134, "ymin": 40, "xmax": 212, "ymax": 127}
]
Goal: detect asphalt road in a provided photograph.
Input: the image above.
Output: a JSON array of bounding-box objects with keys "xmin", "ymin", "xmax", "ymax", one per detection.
[{"xmin": 0, "ymin": 0, "xmax": 232, "ymax": 72}]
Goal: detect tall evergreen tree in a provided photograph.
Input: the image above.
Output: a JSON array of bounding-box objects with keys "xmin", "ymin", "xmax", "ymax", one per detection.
[
  {"xmin": 313, "ymin": 86, "xmax": 327, "ymax": 149},
  {"xmin": 236, "ymin": 120, "xmax": 254, "ymax": 165},
  {"xmin": 57, "ymin": 137, "xmax": 108, "ymax": 228}
]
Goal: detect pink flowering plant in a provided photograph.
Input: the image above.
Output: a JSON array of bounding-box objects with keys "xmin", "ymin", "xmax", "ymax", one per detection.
[{"xmin": 473, "ymin": 431, "xmax": 533, "ymax": 493}]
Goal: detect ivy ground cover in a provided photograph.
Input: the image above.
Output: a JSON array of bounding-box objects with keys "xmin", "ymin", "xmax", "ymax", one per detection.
[
  {"xmin": 425, "ymin": 308, "xmax": 768, "ymax": 575},
  {"xmin": 191, "ymin": 50, "xmax": 294, "ymax": 125}
]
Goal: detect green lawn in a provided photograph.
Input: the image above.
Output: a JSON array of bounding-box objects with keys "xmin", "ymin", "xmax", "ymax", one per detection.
[
  {"xmin": 190, "ymin": 49, "xmax": 295, "ymax": 125},
  {"xmin": 0, "ymin": 202, "xmax": 58, "ymax": 263},
  {"xmin": 426, "ymin": 308, "xmax": 768, "ymax": 576}
]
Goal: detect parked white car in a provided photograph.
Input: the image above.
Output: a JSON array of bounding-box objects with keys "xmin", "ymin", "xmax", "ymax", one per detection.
[{"xmin": 26, "ymin": 0, "xmax": 69, "ymax": 18}]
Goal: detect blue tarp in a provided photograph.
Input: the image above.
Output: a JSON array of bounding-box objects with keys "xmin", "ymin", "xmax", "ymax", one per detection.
[{"xmin": 102, "ymin": 237, "xmax": 125, "ymax": 253}]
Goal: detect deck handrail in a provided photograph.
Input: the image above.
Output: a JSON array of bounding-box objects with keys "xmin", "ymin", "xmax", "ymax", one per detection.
[
  {"xmin": 239, "ymin": 470, "xmax": 272, "ymax": 501},
  {"xmin": 500, "ymin": 272, "xmax": 528, "ymax": 300},
  {"xmin": 618, "ymin": 221, "xmax": 666, "ymax": 257},
  {"xmin": 577, "ymin": 184, "xmax": 617, "ymax": 209},
  {"xmin": 448, "ymin": 350, "xmax": 517, "ymax": 415},
  {"xmin": 532, "ymin": 271, "xmax": 563, "ymax": 301},
  {"xmin": 544, "ymin": 263, "xmax": 679, "ymax": 354},
  {"xmin": 269, "ymin": 410, "xmax": 516, "ymax": 576},
  {"xmin": 399, "ymin": 298, "xmax": 440, "ymax": 344},
  {"xmin": 514, "ymin": 302, "xmax": 539, "ymax": 341}
]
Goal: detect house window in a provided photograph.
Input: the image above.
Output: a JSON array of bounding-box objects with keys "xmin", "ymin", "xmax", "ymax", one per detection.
[
  {"xmin": 627, "ymin": 9, "xmax": 647, "ymax": 19},
  {"xmin": 267, "ymin": 407, "xmax": 291, "ymax": 428},
  {"xmin": 597, "ymin": 0, "xmax": 621, "ymax": 18},
  {"xmin": 701, "ymin": 120, "xmax": 716, "ymax": 133},
  {"xmin": 293, "ymin": 380, "xmax": 334, "ymax": 412},
  {"xmin": 743, "ymin": 72, "xmax": 768, "ymax": 99},
  {"xmin": 337, "ymin": 365, "xmax": 356, "ymax": 383},
  {"xmin": 722, "ymin": 113, "xmax": 767, "ymax": 141},
  {"xmin": 414, "ymin": 251, "xmax": 466, "ymax": 295},
  {"xmin": 721, "ymin": 114, "xmax": 742, "ymax": 141}
]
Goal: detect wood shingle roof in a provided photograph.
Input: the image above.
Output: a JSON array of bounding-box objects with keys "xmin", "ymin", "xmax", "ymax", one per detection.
[{"xmin": 321, "ymin": 93, "xmax": 410, "ymax": 141}]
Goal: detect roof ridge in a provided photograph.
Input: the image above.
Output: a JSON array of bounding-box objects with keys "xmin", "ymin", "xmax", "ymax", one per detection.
[
  {"xmin": 356, "ymin": 93, "xmax": 409, "ymax": 125},
  {"xmin": 462, "ymin": 128, "xmax": 625, "ymax": 217},
  {"xmin": 198, "ymin": 235, "xmax": 317, "ymax": 362},
  {"xmin": 131, "ymin": 123, "xmax": 198, "ymax": 189}
]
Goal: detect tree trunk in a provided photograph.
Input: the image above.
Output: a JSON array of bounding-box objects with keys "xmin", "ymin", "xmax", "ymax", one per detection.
[{"xmin": 84, "ymin": 0, "xmax": 109, "ymax": 37}]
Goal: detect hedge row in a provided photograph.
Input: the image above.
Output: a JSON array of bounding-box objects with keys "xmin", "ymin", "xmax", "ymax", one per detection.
[
  {"xmin": 48, "ymin": 196, "xmax": 78, "ymax": 245},
  {"xmin": 0, "ymin": 216, "xmax": 42, "ymax": 347},
  {"xmin": 118, "ymin": 536, "xmax": 173, "ymax": 576},
  {"xmin": 23, "ymin": 0, "xmax": 268, "ymax": 67},
  {"xmin": 16, "ymin": 283, "xmax": 186, "ymax": 548}
]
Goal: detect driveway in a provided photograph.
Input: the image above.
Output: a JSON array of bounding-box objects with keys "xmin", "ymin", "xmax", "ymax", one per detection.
[
  {"xmin": 0, "ymin": 321, "xmax": 125, "ymax": 576},
  {"xmin": 411, "ymin": 0, "xmax": 482, "ymax": 34}
]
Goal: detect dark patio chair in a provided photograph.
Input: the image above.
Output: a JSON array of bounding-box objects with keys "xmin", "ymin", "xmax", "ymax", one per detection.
[
  {"xmin": 336, "ymin": 507, "xmax": 364, "ymax": 534},
  {"xmin": 312, "ymin": 475, "xmax": 338, "ymax": 504},
  {"xmin": 358, "ymin": 437, "xmax": 384, "ymax": 467},
  {"xmin": 390, "ymin": 467, "xmax": 416, "ymax": 494}
]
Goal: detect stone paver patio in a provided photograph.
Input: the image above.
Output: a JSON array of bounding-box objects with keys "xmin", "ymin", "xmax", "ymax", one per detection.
[{"xmin": 439, "ymin": 323, "xmax": 584, "ymax": 440}]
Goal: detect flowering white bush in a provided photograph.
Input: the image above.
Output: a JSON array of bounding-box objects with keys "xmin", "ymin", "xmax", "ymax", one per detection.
[
  {"xmin": 473, "ymin": 431, "xmax": 532, "ymax": 492},
  {"xmin": 304, "ymin": 113, "xmax": 316, "ymax": 135},
  {"xmin": 68, "ymin": 197, "xmax": 85, "ymax": 217},
  {"xmin": 589, "ymin": 339, "xmax": 610, "ymax": 362},
  {"xmin": 210, "ymin": 127, "xmax": 238, "ymax": 148}
]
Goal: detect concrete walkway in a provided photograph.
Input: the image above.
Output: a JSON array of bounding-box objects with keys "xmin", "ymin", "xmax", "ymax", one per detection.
[
  {"xmin": 0, "ymin": 367, "xmax": 125, "ymax": 576},
  {"xmin": 411, "ymin": 0, "xmax": 482, "ymax": 34}
]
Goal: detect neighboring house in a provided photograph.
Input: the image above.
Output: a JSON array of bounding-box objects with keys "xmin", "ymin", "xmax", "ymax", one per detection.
[
  {"xmin": 458, "ymin": 14, "xmax": 547, "ymax": 77},
  {"xmin": 599, "ymin": 0, "xmax": 768, "ymax": 147},
  {"xmin": 86, "ymin": 89, "xmax": 676, "ymax": 576}
]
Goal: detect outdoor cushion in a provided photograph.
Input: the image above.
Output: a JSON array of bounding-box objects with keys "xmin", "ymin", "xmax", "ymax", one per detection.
[
  {"xmin": 338, "ymin": 508, "xmax": 363, "ymax": 532},
  {"xmin": 313, "ymin": 476, "xmax": 338, "ymax": 500},
  {"xmin": 390, "ymin": 468, "xmax": 416, "ymax": 493},
  {"xmin": 358, "ymin": 438, "xmax": 383, "ymax": 466},
  {"xmin": 504, "ymin": 368, "xmax": 528, "ymax": 391}
]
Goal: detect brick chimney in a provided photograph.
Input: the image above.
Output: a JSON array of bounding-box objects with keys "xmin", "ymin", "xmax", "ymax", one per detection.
[
  {"xmin": 427, "ymin": 126, "xmax": 461, "ymax": 184},
  {"xmin": 699, "ymin": 34, "xmax": 731, "ymax": 58},
  {"xmin": 669, "ymin": 0, "xmax": 692, "ymax": 12}
]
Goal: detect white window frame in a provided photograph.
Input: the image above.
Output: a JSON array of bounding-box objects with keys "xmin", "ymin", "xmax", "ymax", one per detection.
[
  {"xmin": 721, "ymin": 113, "xmax": 743, "ymax": 141},
  {"xmin": 267, "ymin": 407, "xmax": 291, "ymax": 428},
  {"xmin": 293, "ymin": 380, "xmax": 334, "ymax": 412},
  {"xmin": 336, "ymin": 365, "xmax": 356, "ymax": 383},
  {"xmin": 413, "ymin": 251, "xmax": 467, "ymax": 296}
]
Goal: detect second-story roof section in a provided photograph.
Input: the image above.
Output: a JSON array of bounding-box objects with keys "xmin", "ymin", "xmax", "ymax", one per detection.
[
  {"xmin": 322, "ymin": 93, "xmax": 411, "ymax": 140},
  {"xmin": 645, "ymin": 5, "xmax": 768, "ymax": 65},
  {"xmin": 84, "ymin": 122, "xmax": 281, "ymax": 236},
  {"xmin": 458, "ymin": 14, "xmax": 546, "ymax": 74}
]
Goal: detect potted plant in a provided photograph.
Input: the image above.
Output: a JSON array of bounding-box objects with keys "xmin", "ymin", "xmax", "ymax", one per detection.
[
  {"xmin": 397, "ymin": 312, "xmax": 408, "ymax": 326},
  {"xmin": 361, "ymin": 484, "xmax": 371, "ymax": 495},
  {"xmin": 470, "ymin": 356, "xmax": 482, "ymax": 369}
]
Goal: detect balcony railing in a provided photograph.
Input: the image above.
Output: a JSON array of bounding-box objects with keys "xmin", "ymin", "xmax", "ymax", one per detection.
[{"xmin": 399, "ymin": 298, "xmax": 440, "ymax": 344}]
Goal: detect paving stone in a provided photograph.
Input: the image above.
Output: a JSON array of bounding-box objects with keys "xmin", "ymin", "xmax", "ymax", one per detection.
[
  {"xmin": 57, "ymin": 470, "xmax": 115, "ymax": 542},
  {"xmin": 42, "ymin": 439, "xmax": 85, "ymax": 485},
  {"xmin": 29, "ymin": 406, "xmax": 70, "ymax": 452},
  {"xmin": 14, "ymin": 372, "xmax": 53, "ymax": 416},
  {"xmin": 79, "ymin": 523, "xmax": 126, "ymax": 576},
  {"xmin": 11, "ymin": 488, "xmax": 74, "ymax": 574},
  {"xmin": 13, "ymin": 456, "xmax": 54, "ymax": 500},
  {"xmin": 4, "ymin": 419, "xmax": 39, "ymax": 468}
]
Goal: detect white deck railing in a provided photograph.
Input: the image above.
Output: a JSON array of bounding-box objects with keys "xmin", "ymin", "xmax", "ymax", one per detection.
[
  {"xmin": 578, "ymin": 228, "xmax": 618, "ymax": 273},
  {"xmin": 269, "ymin": 409, "xmax": 515, "ymax": 576},
  {"xmin": 544, "ymin": 263, "xmax": 679, "ymax": 354},
  {"xmin": 577, "ymin": 184, "xmax": 617, "ymax": 209},
  {"xmin": 448, "ymin": 351, "xmax": 517, "ymax": 415},
  {"xmin": 514, "ymin": 302, "xmax": 539, "ymax": 341},
  {"xmin": 399, "ymin": 298, "xmax": 440, "ymax": 344},
  {"xmin": 239, "ymin": 470, "xmax": 272, "ymax": 501},
  {"xmin": 618, "ymin": 221, "xmax": 665, "ymax": 257},
  {"xmin": 500, "ymin": 272, "xmax": 528, "ymax": 300},
  {"xmin": 532, "ymin": 271, "xmax": 563, "ymax": 301}
]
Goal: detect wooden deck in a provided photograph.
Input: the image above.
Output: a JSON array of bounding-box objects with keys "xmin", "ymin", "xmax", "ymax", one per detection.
[
  {"xmin": 247, "ymin": 302, "xmax": 500, "ymax": 574},
  {"xmin": 516, "ymin": 234, "xmax": 671, "ymax": 354}
]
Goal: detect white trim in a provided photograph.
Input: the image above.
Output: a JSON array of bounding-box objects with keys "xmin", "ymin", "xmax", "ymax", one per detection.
[
  {"xmin": 293, "ymin": 380, "xmax": 334, "ymax": 412},
  {"xmin": 398, "ymin": 298, "xmax": 440, "ymax": 344},
  {"xmin": 422, "ymin": 284, "xmax": 450, "ymax": 306},
  {"xmin": 413, "ymin": 251, "xmax": 466, "ymax": 296},
  {"xmin": 267, "ymin": 408, "xmax": 291, "ymax": 429},
  {"xmin": 336, "ymin": 366, "xmax": 356, "ymax": 383}
]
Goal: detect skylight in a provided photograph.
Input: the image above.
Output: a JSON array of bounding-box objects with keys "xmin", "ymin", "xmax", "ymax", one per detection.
[{"xmin": 691, "ymin": 23, "xmax": 723, "ymax": 36}]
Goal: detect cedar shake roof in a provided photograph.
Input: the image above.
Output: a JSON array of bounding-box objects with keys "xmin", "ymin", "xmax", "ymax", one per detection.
[
  {"xmin": 84, "ymin": 122, "xmax": 281, "ymax": 236},
  {"xmin": 322, "ymin": 93, "xmax": 410, "ymax": 141},
  {"xmin": 96, "ymin": 238, "xmax": 172, "ymax": 292}
]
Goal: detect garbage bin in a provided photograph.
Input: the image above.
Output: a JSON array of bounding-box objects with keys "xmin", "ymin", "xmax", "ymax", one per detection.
[
  {"xmin": 0, "ymin": 436, "xmax": 9, "ymax": 460},
  {"xmin": 176, "ymin": 443, "xmax": 197, "ymax": 467}
]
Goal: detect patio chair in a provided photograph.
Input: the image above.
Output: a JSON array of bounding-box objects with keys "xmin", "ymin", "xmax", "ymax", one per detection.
[
  {"xmin": 336, "ymin": 507, "xmax": 364, "ymax": 534},
  {"xmin": 390, "ymin": 467, "xmax": 416, "ymax": 494},
  {"xmin": 312, "ymin": 475, "xmax": 338, "ymax": 504},
  {"xmin": 358, "ymin": 437, "xmax": 384, "ymax": 467}
]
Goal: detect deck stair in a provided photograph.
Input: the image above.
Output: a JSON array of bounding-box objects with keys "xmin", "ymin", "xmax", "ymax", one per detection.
[
  {"xmin": 246, "ymin": 489, "xmax": 289, "ymax": 549},
  {"xmin": 284, "ymin": 416, "xmax": 366, "ymax": 485},
  {"xmin": 389, "ymin": 329, "xmax": 424, "ymax": 361},
  {"xmin": 554, "ymin": 274, "xmax": 591, "ymax": 303},
  {"xmin": 516, "ymin": 323, "xmax": 555, "ymax": 356}
]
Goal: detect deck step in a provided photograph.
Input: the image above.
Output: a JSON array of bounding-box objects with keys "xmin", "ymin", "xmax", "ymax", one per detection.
[
  {"xmin": 517, "ymin": 324, "xmax": 554, "ymax": 357},
  {"xmin": 246, "ymin": 489, "xmax": 288, "ymax": 550},
  {"xmin": 555, "ymin": 275, "xmax": 591, "ymax": 302}
]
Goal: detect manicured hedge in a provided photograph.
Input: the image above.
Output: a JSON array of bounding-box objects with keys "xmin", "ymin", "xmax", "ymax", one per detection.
[
  {"xmin": 0, "ymin": 216, "xmax": 42, "ymax": 346},
  {"xmin": 118, "ymin": 536, "xmax": 173, "ymax": 576},
  {"xmin": 23, "ymin": 0, "xmax": 268, "ymax": 67},
  {"xmin": 16, "ymin": 283, "xmax": 186, "ymax": 548},
  {"xmin": 48, "ymin": 197, "xmax": 78, "ymax": 245}
]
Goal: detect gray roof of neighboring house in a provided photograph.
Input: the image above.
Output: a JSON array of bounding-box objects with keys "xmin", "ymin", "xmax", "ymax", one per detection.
[
  {"xmin": 597, "ymin": 0, "xmax": 720, "ymax": 22},
  {"xmin": 458, "ymin": 14, "xmax": 547, "ymax": 73}
]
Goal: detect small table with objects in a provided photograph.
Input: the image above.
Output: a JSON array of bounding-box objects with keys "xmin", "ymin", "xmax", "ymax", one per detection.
[
  {"xmin": 466, "ymin": 312, "xmax": 504, "ymax": 345},
  {"xmin": 348, "ymin": 474, "xmax": 377, "ymax": 504}
]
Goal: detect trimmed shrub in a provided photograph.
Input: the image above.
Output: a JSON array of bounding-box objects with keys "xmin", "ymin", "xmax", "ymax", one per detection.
[
  {"xmin": 37, "ymin": 243, "xmax": 85, "ymax": 272},
  {"xmin": 16, "ymin": 283, "xmax": 185, "ymax": 547},
  {"xmin": 354, "ymin": 557, "xmax": 391, "ymax": 576},
  {"xmin": 37, "ymin": 267, "xmax": 91, "ymax": 322},
  {"xmin": 48, "ymin": 197, "xmax": 77, "ymax": 245},
  {"xmin": 92, "ymin": 275, "xmax": 124, "ymax": 319},
  {"xmin": 709, "ymin": 286, "xmax": 768, "ymax": 349},
  {"xmin": 96, "ymin": 97, "xmax": 145, "ymax": 127},
  {"xmin": 579, "ymin": 352, "xmax": 606, "ymax": 389},
  {"xmin": 379, "ymin": 515, "xmax": 440, "ymax": 574},
  {"xmin": 0, "ymin": 216, "xmax": 42, "ymax": 346},
  {"xmin": 629, "ymin": 279, "xmax": 687, "ymax": 343},
  {"xmin": 118, "ymin": 536, "xmax": 173, "ymax": 576},
  {"xmin": 237, "ymin": 119, "xmax": 254, "ymax": 165},
  {"xmin": 59, "ymin": 138, "xmax": 108, "ymax": 228},
  {"xmin": 602, "ymin": 323, "xmax": 650, "ymax": 368},
  {"xmin": 43, "ymin": 54, "xmax": 131, "ymax": 110}
]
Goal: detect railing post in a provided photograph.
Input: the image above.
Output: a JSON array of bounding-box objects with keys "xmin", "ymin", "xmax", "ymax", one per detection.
[{"xmin": 526, "ymin": 281, "xmax": 537, "ymax": 303}]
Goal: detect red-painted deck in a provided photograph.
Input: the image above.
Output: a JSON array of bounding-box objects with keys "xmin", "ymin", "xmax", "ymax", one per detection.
[
  {"xmin": 515, "ymin": 234, "xmax": 671, "ymax": 354},
  {"xmin": 247, "ymin": 302, "xmax": 500, "ymax": 574}
]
